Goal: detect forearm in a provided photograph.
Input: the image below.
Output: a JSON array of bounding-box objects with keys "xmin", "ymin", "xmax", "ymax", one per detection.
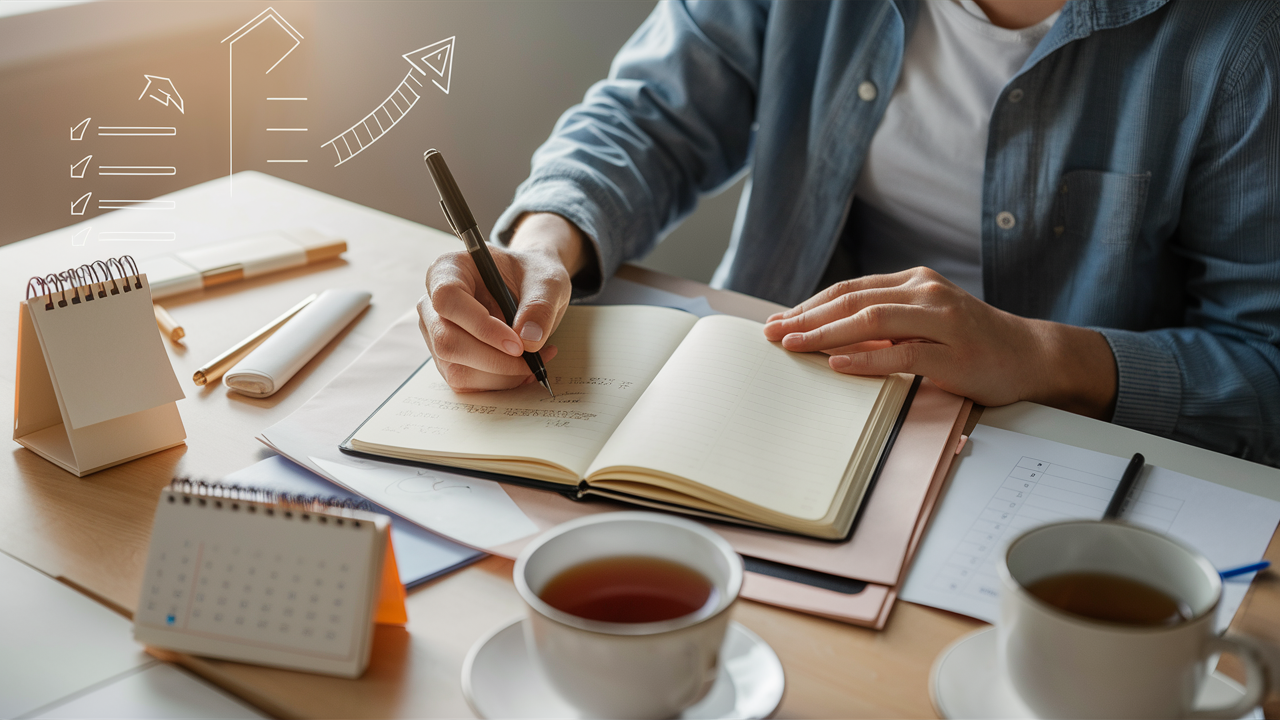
[{"xmin": 509, "ymin": 212, "xmax": 589, "ymax": 275}]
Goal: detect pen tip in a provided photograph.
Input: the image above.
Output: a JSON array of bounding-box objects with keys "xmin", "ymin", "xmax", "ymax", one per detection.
[{"xmin": 540, "ymin": 379, "xmax": 554, "ymax": 398}]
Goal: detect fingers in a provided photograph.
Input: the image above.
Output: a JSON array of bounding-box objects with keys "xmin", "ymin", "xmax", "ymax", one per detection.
[
  {"xmin": 829, "ymin": 341, "xmax": 944, "ymax": 378},
  {"xmin": 434, "ymin": 344, "xmax": 560, "ymax": 393},
  {"xmin": 431, "ymin": 315, "xmax": 544, "ymax": 376},
  {"xmin": 511, "ymin": 262, "xmax": 570, "ymax": 353},
  {"xmin": 819, "ymin": 340, "xmax": 896, "ymax": 356},
  {"xmin": 768, "ymin": 271, "xmax": 917, "ymax": 322},
  {"xmin": 764, "ymin": 287, "xmax": 904, "ymax": 340},
  {"xmin": 428, "ymin": 253, "xmax": 526, "ymax": 357},
  {"xmin": 779, "ymin": 303, "xmax": 935, "ymax": 352}
]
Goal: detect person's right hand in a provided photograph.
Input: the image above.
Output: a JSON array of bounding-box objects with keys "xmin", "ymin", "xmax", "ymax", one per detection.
[{"xmin": 417, "ymin": 212, "xmax": 588, "ymax": 392}]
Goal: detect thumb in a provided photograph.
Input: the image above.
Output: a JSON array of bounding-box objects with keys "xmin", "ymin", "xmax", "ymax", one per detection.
[{"xmin": 512, "ymin": 268, "xmax": 567, "ymax": 353}]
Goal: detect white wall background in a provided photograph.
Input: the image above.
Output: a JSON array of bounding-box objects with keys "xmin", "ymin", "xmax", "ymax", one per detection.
[{"xmin": 0, "ymin": 1, "xmax": 737, "ymax": 283}]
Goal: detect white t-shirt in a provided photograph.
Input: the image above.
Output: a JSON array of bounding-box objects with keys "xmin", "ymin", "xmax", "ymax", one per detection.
[{"xmin": 850, "ymin": 0, "xmax": 1057, "ymax": 299}]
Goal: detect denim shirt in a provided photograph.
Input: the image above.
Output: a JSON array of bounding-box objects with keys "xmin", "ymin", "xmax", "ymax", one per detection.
[{"xmin": 493, "ymin": 0, "xmax": 1280, "ymax": 465}]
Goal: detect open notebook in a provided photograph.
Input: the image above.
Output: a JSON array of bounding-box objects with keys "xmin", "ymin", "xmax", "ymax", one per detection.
[{"xmin": 342, "ymin": 305, "xmax": 915, "ymax": 540}]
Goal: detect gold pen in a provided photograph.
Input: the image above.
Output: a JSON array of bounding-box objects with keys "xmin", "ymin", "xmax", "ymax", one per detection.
[
  {"xmin": 192, "ymin": 293, "xmax": 317, "ymax": 386},
  {"xmin": 153, "ymin": 304, "xmax": 184, "ymax": 343}
]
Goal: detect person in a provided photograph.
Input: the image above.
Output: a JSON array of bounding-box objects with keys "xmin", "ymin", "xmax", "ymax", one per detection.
[{"xmin": 418, "ymin": 0, "xmax": 1280, "ymax": 466}]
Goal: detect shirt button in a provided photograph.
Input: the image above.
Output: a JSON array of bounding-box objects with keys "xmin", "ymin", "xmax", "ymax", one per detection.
[
  {"xmin": 996, "ymin": 211, "xmax": 1017, "ymax": 229},
  {"xmin": 858, "ymin": 81, "xmax": 877, "ymax": 102},
  {"xmin": 1008, "ymin": 88, "xmax": 1024, "ymax": 103}
]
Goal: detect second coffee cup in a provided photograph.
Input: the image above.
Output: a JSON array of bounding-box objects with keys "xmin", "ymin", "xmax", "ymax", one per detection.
[{"xmin": 513, "ymin": 512, "xmax": 743, "ymax": 719}]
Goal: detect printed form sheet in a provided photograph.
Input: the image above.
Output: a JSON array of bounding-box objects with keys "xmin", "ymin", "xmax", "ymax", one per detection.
[{"xmin": 901, "ymin": 426, "xmax": 1280, "ymax": 630}]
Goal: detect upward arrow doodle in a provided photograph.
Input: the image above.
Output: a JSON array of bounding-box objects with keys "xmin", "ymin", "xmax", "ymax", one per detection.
[{"xmin": 321, "ymin": 36, "xmax": 455, "ymax": 167}]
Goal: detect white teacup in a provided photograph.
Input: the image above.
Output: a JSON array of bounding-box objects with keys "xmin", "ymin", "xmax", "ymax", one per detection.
[
  {"xmin": 999, "ymin": 520, "xmax": 1269, "ymax": 719},
  {"xmin": 513, "ymin": 512, "xmax": 743, "ymax": 719}
]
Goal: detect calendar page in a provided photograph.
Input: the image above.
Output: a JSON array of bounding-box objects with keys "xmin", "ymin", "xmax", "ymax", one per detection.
[{"xmin": 134, "ymin": 488, "xmax": 390, "ymax": 678}]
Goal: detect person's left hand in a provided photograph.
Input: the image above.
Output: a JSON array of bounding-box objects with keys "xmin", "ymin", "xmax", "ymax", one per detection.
[{"xmin": 761, "ymin": 267, "xmax": 1118, "ymax": 418}]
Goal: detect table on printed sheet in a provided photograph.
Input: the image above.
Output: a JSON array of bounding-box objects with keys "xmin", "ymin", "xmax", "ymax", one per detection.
[{"xmin": 0, "ymin": 172, "xmax": 1277, "ymax": 718}]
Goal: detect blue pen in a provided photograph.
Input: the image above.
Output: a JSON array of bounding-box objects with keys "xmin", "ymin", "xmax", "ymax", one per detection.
[{"xmin": 1219, "ymin": 561, "xmax": 1270, "ymax": 580}]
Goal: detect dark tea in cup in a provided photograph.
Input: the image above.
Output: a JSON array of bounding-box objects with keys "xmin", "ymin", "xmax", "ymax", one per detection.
[
  {"xmin": 1025, "ymin": 571, "xmax": 1194, "ymax": 626},
  {"xmin": 538, "ymin": 555, "xmax": 717, "ymax": 623}
]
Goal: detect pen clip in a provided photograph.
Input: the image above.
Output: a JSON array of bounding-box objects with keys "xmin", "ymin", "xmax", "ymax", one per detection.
[{"xmin": 440, "ymin": 200, "xmax": 460, "ymax": 238}]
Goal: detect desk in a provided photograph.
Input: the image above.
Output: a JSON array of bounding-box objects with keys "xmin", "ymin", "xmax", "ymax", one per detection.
[{"xmin": 2, "ymin": 173, "xmax": 1276, "ymax": 718}]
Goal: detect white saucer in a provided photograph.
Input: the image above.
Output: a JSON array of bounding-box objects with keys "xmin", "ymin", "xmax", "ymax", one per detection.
[
  {"xmin": 462, "ymin": 617, "xmax": 785, "ymax": 719},
  {"xmin": 930, "ymin": 627, "xmax": 1262, "ymax": 719}
]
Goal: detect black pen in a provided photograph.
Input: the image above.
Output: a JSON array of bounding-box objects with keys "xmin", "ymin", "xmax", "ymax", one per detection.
[
  {"xmin": 1102, "ymin": 452, "xmax": 1145, "ymax": 520},
  {"xmin": 423, "ymin": 149, "xmax": 554, "ymax": 397}
]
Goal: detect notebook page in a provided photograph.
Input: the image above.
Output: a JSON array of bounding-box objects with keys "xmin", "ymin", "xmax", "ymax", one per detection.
[
  {"xmin": 350, "ymin": 305, "xmax": 698, "ymax": 479},
  {"xmin": 587, "ymin": 314, "xmax": 887, "ymax": 521},
  {"xmin": 28, "ymin": 275, "xmax": 183, "ymax": 429}
]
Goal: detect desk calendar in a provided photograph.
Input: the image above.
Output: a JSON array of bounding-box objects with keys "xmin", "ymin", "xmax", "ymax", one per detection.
[{"xmin": 134, "ymin": 481, "xmax": 406, "ymax": 678}]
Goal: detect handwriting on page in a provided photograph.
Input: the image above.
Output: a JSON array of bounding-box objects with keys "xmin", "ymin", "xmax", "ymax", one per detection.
[{"xmin": 353, "ymin": 305, "xmax": 698, "ymax": 477}]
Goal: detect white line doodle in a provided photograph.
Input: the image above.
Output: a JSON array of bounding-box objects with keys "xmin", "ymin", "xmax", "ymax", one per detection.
[
  {"xmin": 70, "ymin": 118, "xmax": 90, "ymax": 141},
  {"xmin": 98, "ymin": 166, "xmax": 176, "ymax": 176},
  {"xmin": 71, "ymin": 226, "xmax": 92, "ymax": 247},
  {"xmin": 321, "ymin": 36, "xmax": 455, "ymax": 167},
  {"xmin": 71, "ymin": 192, "xmax": 91, "ymax": 215},
  {"xmin": 139, "ymin": 75, "xmax": 185, "ymax": 114},
  {"xmin": 97, "ymin": 127, "xmax": 176, "ymax": 137},
  {"xmin": 71, "ymin": 155, "xmax": 92, "ymax": 179},
  {"xmin": 99, "ymin": 231, "xmax": 176, "ymax": 242},
  {"xmin": 222, "ymin": 7, "xmax": 305, "ymax": 195},
  {"xmin": 98, "ymin": 199, "xmax": 176, "ymax": 211}
]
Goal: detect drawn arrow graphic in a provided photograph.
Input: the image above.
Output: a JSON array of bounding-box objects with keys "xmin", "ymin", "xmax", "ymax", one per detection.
[
  {"xmin": 321, "ymin": 36, "xmax": 455, "ymax": 167},
  {"xmin": 70, "ymin": 118, "xmax": 90, "ymax": 141},
  {"xmin": 71, "ymin": 155, "xmax": 92, "ymax": 179},
  {"xmin": 139, "ymin": 75, "xmax": 185, "ymax": 114}
]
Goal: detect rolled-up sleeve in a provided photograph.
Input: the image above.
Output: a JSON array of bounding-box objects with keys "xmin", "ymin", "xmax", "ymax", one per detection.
[{"xmin": 491, "ymin": 0, "xmax": 767, "ymax": 298}]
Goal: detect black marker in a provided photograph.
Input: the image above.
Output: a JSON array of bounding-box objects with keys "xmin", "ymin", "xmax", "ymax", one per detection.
[{"xmin": 1103, "ymin": 452, "xmax": 1145, "ymax": 520}]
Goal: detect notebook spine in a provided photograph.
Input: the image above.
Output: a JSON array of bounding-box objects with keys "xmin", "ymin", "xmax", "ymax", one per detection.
[
  {"xmin": 168, "ymin": 477, "xmax": 380, "ymax": 516},
  {"xmin": 25, "ymin": 254, "xmax": 143, "ymax": 311}
]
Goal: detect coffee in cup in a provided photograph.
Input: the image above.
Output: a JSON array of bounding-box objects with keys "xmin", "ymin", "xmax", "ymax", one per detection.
[
  {"xmin": 998, "ymin": 520, "xmax": 1269, "ymax": 719},
  {"xmin": 514, "ymin": 512, "xmax": 742, "ymax": 719}
]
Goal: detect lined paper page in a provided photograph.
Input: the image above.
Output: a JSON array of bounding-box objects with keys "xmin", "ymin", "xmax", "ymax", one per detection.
[
  {"xmin": 588, "ymin": 315, "xmax": 887, "ymax": 521},
  {"xmin": 351, "ymin": 305, "xmax": 698, "ymax": 479}
]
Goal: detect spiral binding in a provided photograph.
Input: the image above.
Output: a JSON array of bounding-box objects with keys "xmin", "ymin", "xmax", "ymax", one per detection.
[
  {"xmin": 167, "ymin": 477, "xmax": 381, "ymax": 522},
  {"xmin": 25, "ymin": 254, "xmax": 144, "ymax": 311}
]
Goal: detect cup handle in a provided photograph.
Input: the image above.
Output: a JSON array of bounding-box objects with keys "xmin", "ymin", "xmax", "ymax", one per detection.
[{"xmin": 1186, "ymin": 634, "xmax": 1269, "ymax": 719}]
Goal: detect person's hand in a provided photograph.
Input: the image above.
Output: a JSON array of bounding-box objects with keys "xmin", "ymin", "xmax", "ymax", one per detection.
[
  {"xmin": 762, "ymin": 267, "xmax": 1118, "ymax": 418},
  {"xmin": 417, "ymin": 213, "xmax": 587, "ymax": 392}
]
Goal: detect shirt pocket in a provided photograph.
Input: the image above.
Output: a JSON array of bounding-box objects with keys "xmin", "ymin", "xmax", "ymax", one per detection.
[
  {"xmin": 1048, "ymin": 170, "xmax": 1155, "ymax": 327},
  {"xmin": 1054, "ymin": 169, "xmax": 1151, "ymax": 246}
]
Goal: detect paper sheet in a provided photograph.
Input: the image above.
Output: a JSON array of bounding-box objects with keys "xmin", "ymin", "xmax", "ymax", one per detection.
[
  {"xmin": 224, "ymin": 456, "xmax": 483, "ymax": 587},
  {"xmin": 900, "ymin": 426, "xmax": 1280, "ymax": 631},
  {"xmin": 310, "ymin": 456, "xmax": 540, "ymax": 549}
]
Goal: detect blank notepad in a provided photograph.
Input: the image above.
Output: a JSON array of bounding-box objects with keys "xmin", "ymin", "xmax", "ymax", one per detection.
[{"xmin": 15, "ymin": 256, "xmax": 185, "ymax": 476}]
